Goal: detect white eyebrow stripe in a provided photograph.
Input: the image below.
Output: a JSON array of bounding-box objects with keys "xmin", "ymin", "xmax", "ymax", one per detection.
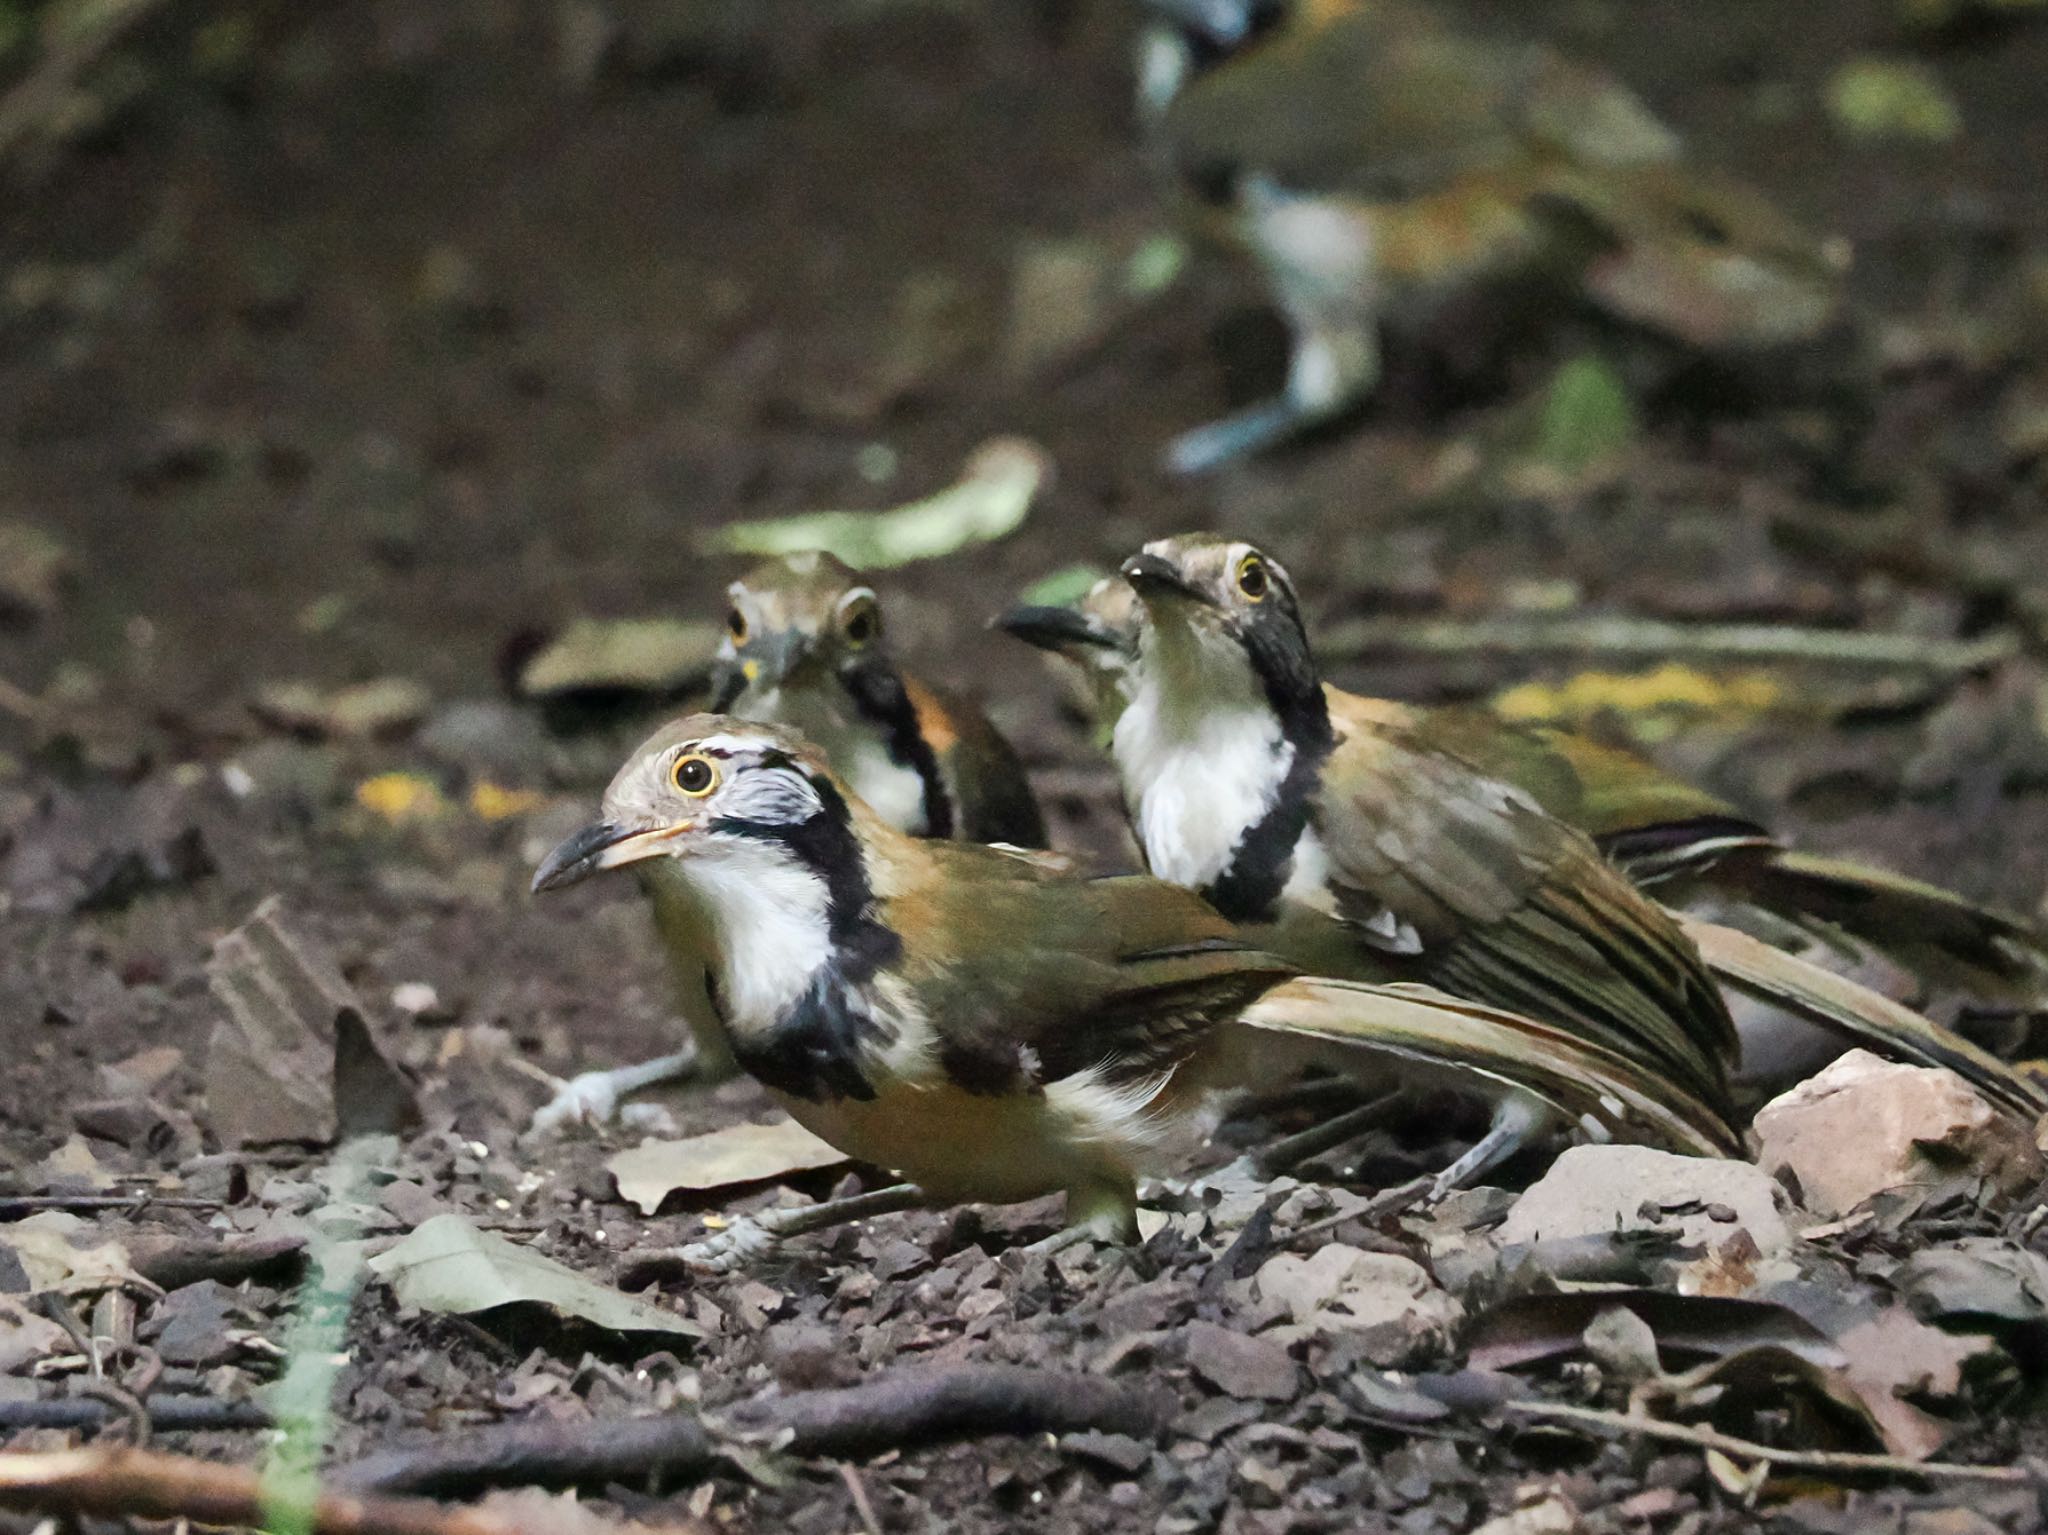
[
  {"xmin": 689, "ymin": 732, "xmax": 783, "ymax": 758},
  {"xmin": 837, "ymin": 586, "xmax": 878, "ymax": 612}
]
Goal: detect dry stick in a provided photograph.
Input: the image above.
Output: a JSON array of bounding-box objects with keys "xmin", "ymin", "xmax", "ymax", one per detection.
[
  {"xmin": 1505, "ymin": 1400, "xmax": 2038, "ymax": 1486},
  {"xmin": 1318, "ymin": 615, "xmax": 2018, "ymax": 675},
  {"xmin": 838, "ymin": 1465, "xmax": 885, "ymax": 1535},
  {"xmin": 0, "ymin": 1449, "xmax": 543, "ymax": 1535},
  {"xmin": 338, "ymin": 1365, "xmax": 1169, "ymax": 1498},
  {"xmin": 0, "ymin": 1398, "xmax": 273, "ymax": 1433},
  {"xmin": 0, "ymin": 1194, "xmax": 225, "ymax": 1216}
]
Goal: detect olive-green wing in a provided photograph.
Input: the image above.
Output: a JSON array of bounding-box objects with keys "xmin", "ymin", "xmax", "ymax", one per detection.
[
  {"xmin": 1162, "ymin": 3, "xmax": 1527, "ymax": 203},
  {"xmin": 1309, "ymin": 717, "xmax": 1736, "ymax": 1114},
  {"xmin": 1163, "ymin": 1, "xmax": 1675, "ymax": 200},
  {"xmin": 889, "ymin": 848, "xmax": 1293, "ymax": 1094},
  {"xmin": 1405, "ymin": 707, "xmax": 1777, "ymax": 879}
]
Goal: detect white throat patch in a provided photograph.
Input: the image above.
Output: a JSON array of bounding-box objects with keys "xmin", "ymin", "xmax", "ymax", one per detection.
[
  {"xmin": 643, "ymin": 838, "xmax": 834, "ymax": 1032},
  {"xmin": 1114, "ymin": 617, "xmax": 1295, "ymax": 893}
]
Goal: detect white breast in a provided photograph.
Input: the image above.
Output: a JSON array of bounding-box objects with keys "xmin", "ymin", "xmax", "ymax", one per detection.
[
  {"xmin": 1115, "ymin": 673, "xmax": 1293, "ymax": 892},
  {"xmin": 645, "ymin": 844, "xmax": 834, "ymax": 1032}
]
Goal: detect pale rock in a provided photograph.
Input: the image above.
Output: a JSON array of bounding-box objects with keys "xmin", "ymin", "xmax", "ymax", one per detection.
[
  {"xmin": 1752, "ymin": 1049, "xmax": 2043, "ymax": 1218},
  {"xmin": 1498, "ymin": 1144, "xmax": 1791, "ymax": 1257},
  {"xmin": 1253, "ymin": 1245, "xmax": 1463, "ymax": 1366},
  {"xmin": 1471, "ymin": 1489, "xmax": 1582, "ymax": 1535}
]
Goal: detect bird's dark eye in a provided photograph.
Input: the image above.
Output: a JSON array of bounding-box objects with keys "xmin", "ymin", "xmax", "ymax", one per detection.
[
  {"xmin": 726, "ymin": 608, "xmax": 748, "ymax": 644},
  {"xmin": 843, "ymin": 604, "xmax": 879, "ymax": 647},
  {"xmin": 1236, "ymin": 555, "xmax": 1269, "ymax": 601},
  {"xmin": 672, "ymin": 754, "xmax": 719, "ymax": 797}
]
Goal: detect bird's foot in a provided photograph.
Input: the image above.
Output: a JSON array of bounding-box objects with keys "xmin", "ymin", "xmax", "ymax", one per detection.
[
  {"xmin": 1164, "ymin": 397, "xmax": 1314, "ymax": 476},
  {"xmin": 636, "ymin": 1184, "xmax": 928, "ymax": 1279},
  {"xmin": 658, "ymin": 1215, "xmax": 792, "ymax": 1278},
  {"xmin": 525, "ymin": 1050, "xmax": 703, "ymax": 1135}
]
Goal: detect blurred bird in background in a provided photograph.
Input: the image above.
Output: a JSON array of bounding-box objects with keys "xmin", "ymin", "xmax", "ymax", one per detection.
[{"xmin": 1134, "ymin": 0, "xmax": 1850, "ymax": 472}]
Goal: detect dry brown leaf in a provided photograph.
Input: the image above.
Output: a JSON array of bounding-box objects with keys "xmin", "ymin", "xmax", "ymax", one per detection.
[
  {"xmin": 608, "ymin": 1120, "xmax": 849, "ymax": 1215},
  {"xmin": 1, "ymin": 1212, "xmax": 139, "ymax": 1295}
]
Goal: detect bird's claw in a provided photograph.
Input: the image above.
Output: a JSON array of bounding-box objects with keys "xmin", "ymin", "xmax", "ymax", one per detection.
[
  {"xmin": 527, "ymin": 1070, "xmax": 628, "ymax": 1134},
  {"xmin": 665, "ymin": 1219, "xmax": 786, "ymax": 1276}
]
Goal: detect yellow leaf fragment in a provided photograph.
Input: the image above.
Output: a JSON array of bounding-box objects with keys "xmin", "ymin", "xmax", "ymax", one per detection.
[{"xmin": 355, "ymin": 772, "xmax": 449, "ymax": 823}]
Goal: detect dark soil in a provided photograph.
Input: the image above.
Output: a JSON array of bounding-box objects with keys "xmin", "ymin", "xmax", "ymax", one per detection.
[{"xmin": 6, "ymin": 2, "xmax": 2048, "ymax": 1531}]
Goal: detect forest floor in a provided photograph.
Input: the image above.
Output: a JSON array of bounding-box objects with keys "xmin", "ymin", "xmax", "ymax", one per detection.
[{"xmin": 6, "ymin": 1, "xmax": 2048, "ymax": 1531}]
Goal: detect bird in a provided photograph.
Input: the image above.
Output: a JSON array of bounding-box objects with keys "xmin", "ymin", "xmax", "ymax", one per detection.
[
  {"xmin": 1133, "ymin": 0, "xmax": 1848, "ymax": 473},
  {"xmin": 531, "ymin": 714, "xmax": 1741, "ymax": 1264},
  {"xmin": 1028, "ymin": 534, "xmax": 2044, "ymax": 1152},
  {"xmin": 527, "ymin": 552, "xmax": 1044, "ymax": 1133},
  {"xmin": 997, "ymin": 542, "xmax": 2048, "ymax": 1031},
  {"xmin": 710, "ymin": 551, "xmax": 1046, "ymax": 848}
]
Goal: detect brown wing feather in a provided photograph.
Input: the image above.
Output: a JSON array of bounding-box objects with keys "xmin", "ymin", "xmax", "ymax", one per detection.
[
  {"xmin": 904, "ymin": 675, "xmax": 1047, "ymax": 848},
  {"xmin": 1312, "ymin": 712, "xmax": 1737, "ymax": 1115}
]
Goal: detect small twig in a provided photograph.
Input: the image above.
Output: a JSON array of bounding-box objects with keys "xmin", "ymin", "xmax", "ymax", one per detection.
[
  {"xmin": 1504, "ymin": 1400, "xmax": 2038, "ymax": 1485},
  {"xmin": 1318, "ymin": 614, "xmax": 2018, "ymax": 676},
  {"xmin": 127, "ymin": 1233, "xmax": 308, "ymax": 1292},
  {"xmin": 0, "ymin": 1398, "xmax": 273, "ymax": 1433},
  {"xmin": 0, "ymin": 1195, "xmax": 225, "ymax": 1216},
  {"xmin": 337, "ymin": 1364, "xmax": 1169, "ymax": 1497},
  {"xmin": 0, "ymin": 1449, "xmax": 541, "ymax": 1535},
  {"xmin": 838, "ymin": 1464, "xmax": 884, "ymax": 1535},
  {"xmin": 1281, "ymin": 1174, "xmax": 1435, "ymax": 1249}
]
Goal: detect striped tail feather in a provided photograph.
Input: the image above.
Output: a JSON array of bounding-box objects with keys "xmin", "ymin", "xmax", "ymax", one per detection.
[
  {"xmin": 1675, "ymin": 913, "xmax": 2048, "ymax": 1122},
  {"xmin": 1232, "ymin": 976, "xmax": 1744, "ymax": 1159},
  {"xmin": 1717, "ymin": 851, "xmax": 2048, "ymax": 1003}
]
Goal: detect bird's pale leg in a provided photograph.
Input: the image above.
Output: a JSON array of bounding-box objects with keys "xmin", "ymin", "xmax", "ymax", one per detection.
[
  {"xmin": 1428, "ymin": 1093, "xmax": 1548, "ymax": 1200},
  {"xmin": 527, "ymin": 969, "xmax": 737, "ymax": 1133},
  {"xmin": 527, "ymin": 1049, "xmax": 707, "ymax": 1134},
  {"xmin": 1026, "ymin": 1176, "xmax": 1141, "ymax": 1256},
  {"xmin": 1167, "ymin": 177, "xmax": 1382, "ymax": 475},
  {"xmin": 647, "ymin": 1184, "xmax": 929, "ymax": 1276}
]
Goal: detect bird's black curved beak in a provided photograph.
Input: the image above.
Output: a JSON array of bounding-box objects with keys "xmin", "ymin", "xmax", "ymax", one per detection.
[
  {"xmin": 532, "ymin": 819, "xmax": 684, "ymax": 894},
  {"xmin": 995, "ymin": 604, "xmax": 1122, "ymax": 656},
  {"xmin": 1120, "ymin": 553, "xmax": 1210, "ymax": 606}
]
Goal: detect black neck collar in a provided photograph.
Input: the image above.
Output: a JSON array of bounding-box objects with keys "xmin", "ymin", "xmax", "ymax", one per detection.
[
  {"xmin": 708, "ymin": 772, "xmax": 904, "ymax": 1104},
  {"xmin": 1202, "ymin": 639, "xmax": 1335, "ymax": 924},
  {"xmin": 836, "ymin": 658, "xmax": 955, "ymax": 838}
]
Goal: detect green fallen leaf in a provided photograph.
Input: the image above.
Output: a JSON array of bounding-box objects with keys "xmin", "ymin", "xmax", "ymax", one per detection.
[
  {"xmin": 703, "ymin": 437, "xmax": 1050, "ymax": 569},
  {"xmin": 516, "ymin": 617, "xmax": 723, "ymax": 699},
  {"xmin": 1123, "ymin": 233, "xmax": 1189, "ymax": 298},
  {"xmin": 1017, "ymin": 563, "xmax": 1108, "ymax": 609},
  {"xmin": 1828, "ymin": 58, "xmax": 1962, "ymax": 144},
  {"xmin": 1531, "ymin": 355, "xmax": 1636, "ymax": 474},
  {"xmin": 368, "ymin": 1213, "xmax": 705, "ymax": 1338}
]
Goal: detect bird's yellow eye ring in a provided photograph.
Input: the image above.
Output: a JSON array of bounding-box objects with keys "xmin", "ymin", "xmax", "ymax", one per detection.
[
  {"xmin": 672, "ymin": 754, "xmax": 719, "ymax": 797},
  {"xmin": 1236, "ymin": 555, "xmax": 1269, "ymax": 601},
  {"xmin": 726, "ymin": 608, "xmax": 748, "ymax": 644},
  {"xmin": 843, "ymin": 602, "xmax": 879, "ymax": 648}
]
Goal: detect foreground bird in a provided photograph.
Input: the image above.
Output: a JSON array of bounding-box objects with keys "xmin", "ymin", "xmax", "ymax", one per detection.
[
  {"xmin": 1136, "ymin": 0, "xmax": 1846, "ymax": 472},
  {"xmin": 532, "ymin": 715, "xmax": 1739, "ymax": 1260},
  {"xmin": 529, "ymin": 553, "xmax": 1043, "ymax": 1132},
  {"xmin": 999, "ymin": 542, "xmax": 2048, "ymax": 1023},
  {"xmin": 1041, "ymin": 535, "xmax": 2045, "ymax": 1127}
]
